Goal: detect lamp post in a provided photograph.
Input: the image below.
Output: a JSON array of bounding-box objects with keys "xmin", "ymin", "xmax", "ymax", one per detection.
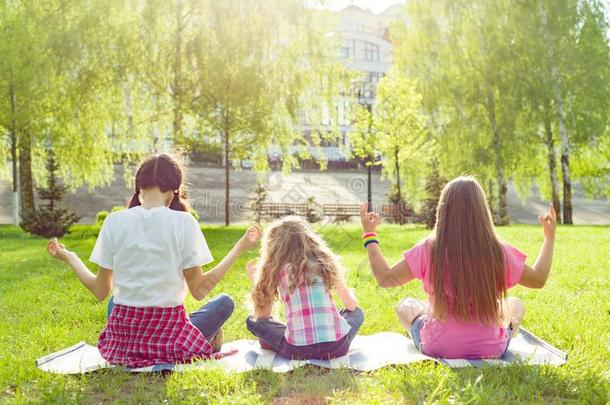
[{"xmin": 352, "ymin": 78, "xmax": 374, "ymax": 211}]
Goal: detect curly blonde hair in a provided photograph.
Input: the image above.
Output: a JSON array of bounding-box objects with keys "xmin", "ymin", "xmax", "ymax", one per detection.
[{"xmin": 252, "ymin": 216, "xmax": 343, "ymax": 314}]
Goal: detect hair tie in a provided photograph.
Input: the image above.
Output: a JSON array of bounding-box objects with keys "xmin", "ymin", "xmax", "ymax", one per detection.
[{"xmin": 174, "ymin": 189, "xmax": 179, "ymax": 194}]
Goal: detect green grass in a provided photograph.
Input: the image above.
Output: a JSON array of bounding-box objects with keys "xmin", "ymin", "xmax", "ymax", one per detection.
[{"xmin": 1, "ymin": 223, "xmax": 609, "ymax": 404}]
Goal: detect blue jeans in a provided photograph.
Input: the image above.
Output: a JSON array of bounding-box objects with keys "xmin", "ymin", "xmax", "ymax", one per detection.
[
  {"xmin": 107, "ymin": 293, "xmax": 235, "ymax": 341},
  {"xmin": 246, "ymin": 307, "xmax": 365, "ymax": 360}
]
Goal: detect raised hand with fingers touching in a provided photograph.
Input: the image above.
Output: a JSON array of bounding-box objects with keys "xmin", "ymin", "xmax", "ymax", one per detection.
[
  {"xmin": 239, "ymin": 225, "xmax": 262, "ymax": 251},
  {"xmin": 360, "ymin": 202, "xmax": 380, "ymax": 234},
  {"xmin": 47, "ymin": 238, "xmax": 74, "ymax": 262},
  {"xmin": 538, "ymin": 203, "xmax": 557, "ymax": 240}
]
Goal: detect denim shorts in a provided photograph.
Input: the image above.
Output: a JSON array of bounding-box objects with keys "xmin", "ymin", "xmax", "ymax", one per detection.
[
  {"xmin": 409, "ymin": 315, "xmax": 425, "ymax": 352},
  {"xmin": 409, "ymin": 315, "xmax": 513, "ymax": 356}
]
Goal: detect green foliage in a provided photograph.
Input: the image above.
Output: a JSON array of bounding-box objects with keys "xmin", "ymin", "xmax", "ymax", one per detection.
[
  {"xmin": 305, "ymin": 196, "xmax": 321, "ymax": 224},
  {"xmin": 374, "ymin": 69, "xmax": 426, "ymax": 206},
  {"xmin": 20, "ymin": 150, "xmax": 80, "ymax": 237},
  {"xmin": 350, "ymin": 103, "xmax": 378, "ymax": 164},
  {"xmin": 389, "ymin": 0, "xmax": 610, "ymax": 222},
  {"xmin": 95, "ymin": 211, "xmax": 109, "ymax": 225},
  {"xmin": 421, "ymin": 159, "xmax": 446, "ymax": 229},
  {"xmin": 0, "ymin": 1, "xmax": 151, "ymax": 194},
  {"xmin": 386, "ymin": 185, "xmax": 415, "ymax": 225},
  {"xmin": 96, "ymin": 206, "xmax": 125, "ymax": 225},
  {"xmin": 249, "ymin": 182, "xmax": 269, "ymax": 225}
]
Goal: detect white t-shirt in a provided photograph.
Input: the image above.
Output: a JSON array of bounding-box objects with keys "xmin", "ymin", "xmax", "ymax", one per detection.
[{"xmin": 89, "ymin": 206, "xmax": 213, "ymax": 307}]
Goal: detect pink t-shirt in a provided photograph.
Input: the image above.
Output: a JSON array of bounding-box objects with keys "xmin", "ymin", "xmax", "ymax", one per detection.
[{"xmin": 404, "ymin": 239, "xmax": 526, "ymax": 359}]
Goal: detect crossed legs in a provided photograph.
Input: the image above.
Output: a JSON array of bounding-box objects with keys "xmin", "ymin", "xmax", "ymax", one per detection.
[{"xmin": 395, "ymin": 296, "xmax": 526, "ymax": 337}]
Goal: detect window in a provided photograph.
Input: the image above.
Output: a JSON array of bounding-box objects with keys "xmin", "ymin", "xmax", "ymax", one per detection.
[
  {"xmin": 364, "ymin": 41, "xmax": 380, "ymax": 62},
  {"xmin": 366, "ymin": 72, "xmax": 384, "ymax": 85},
  {"xmin": 341, "ymin": 39, "xmax": 356, "ymax": 59}
]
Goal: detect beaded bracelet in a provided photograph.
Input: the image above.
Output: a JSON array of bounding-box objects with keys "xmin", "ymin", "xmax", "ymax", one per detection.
[{"xmin": 362, "ymin": 232, "xmax": 379, "ymax": 248}]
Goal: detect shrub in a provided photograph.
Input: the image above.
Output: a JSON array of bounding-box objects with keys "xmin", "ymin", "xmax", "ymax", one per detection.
[
  {"xmin": 421, "ymin": 159, "xmax": 446, "ymax": 229},
  {"xmin": 20, "ymin": 150, "xmax": 80, "ymax": 238},
  {"xmin": 386, "ymin": 185, "xmax": 414, "ymax": 225},
  {"xmin": 96, "ymin": 210, "xmax": 110, "ymax": 225},
  {"xmin": 249, "ymin": 182, "xmax": 268, "ymax": 224},
  {"xmin": 96, "ymin": 206, "xmax": 124, "ymax": 225},
  {"xmin": 305, "ymin": 196, "xmax": 321, "ymax": 223}
]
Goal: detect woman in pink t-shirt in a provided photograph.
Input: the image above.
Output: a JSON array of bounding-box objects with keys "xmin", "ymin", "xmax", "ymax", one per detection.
[{"xmin": 360, "ymin": 176, "xmax": 557, "ymax": 359}]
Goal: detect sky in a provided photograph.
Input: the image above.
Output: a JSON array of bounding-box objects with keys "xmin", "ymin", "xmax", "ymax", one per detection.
[
  {"xmin": 313, "ymin": 0, "xmax": 406, "ymax": 14},
  {"xmin": 315, "ymin": 0, "xmax": 609, "ymax": 21}
]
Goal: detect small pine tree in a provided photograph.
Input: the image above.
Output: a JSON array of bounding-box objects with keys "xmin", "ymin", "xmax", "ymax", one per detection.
[
  {"xmin": 249, "ymin": 182, "xmax": 268, "ymax": 224},
  {"xmin": 422, "ymin": 159, "xmax": 446, "ymax": 229},
  {"xmin": 21, "ymin": 150, "xmax": 80, "ymax": 237},
  {"xmin": 305, "ymin": 196, "xmax": 321, "ymax": 223},
  {"xmin": 387, "ymin": 185, "xmax": 414, "ymax": 225}
]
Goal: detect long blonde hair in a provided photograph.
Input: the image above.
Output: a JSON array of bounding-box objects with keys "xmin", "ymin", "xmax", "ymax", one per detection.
[
  {"xmin": 252, "ymin": 216, "xmax": 342, "ymax": 313},
  {"xmin": 431, "ymin": 176, "xmax": 506, "ymax": 325}
]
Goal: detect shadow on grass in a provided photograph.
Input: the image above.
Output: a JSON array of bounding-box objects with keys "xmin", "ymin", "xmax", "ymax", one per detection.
[
  {"xmin": 166, "ymin": 366, "xmax": 361, "ymax": 403},
  {"xmin": 393, "ymin": 362, "xmax": 609, "ymax": 403}
]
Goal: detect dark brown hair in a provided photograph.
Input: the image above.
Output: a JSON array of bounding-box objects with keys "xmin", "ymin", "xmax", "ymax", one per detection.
[
  {"xmin": 430, "ymin": 176, "xmax": 506, "ymax": 325},
  {"xmin": 128, "ymin": 153, "xmax": 190, "ymax": 212}
]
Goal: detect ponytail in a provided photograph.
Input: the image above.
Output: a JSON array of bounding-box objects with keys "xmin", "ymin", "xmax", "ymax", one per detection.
[
  {"xmin": 128, "ymin": 188, "xmax": 141, "ymax": 208},
  {"xmin": 168, "ymin": 189, "xmax": 189, "ymax": 212}
]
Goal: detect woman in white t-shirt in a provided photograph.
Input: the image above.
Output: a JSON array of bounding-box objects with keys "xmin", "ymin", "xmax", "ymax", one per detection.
[{"xmin": 47, "ymin": 154, "xmax": 260, "ymax": 368}]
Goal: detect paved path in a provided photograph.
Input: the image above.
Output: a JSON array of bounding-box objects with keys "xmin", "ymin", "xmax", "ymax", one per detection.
[{"xmin": 1, "ymin": 165, "xmax": 608, "ymax": 225}]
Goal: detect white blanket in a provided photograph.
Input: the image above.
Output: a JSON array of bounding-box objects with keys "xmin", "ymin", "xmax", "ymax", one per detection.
[{"xmin": 36, "ymin": 328, "xmax": 567, "ymax": 374}]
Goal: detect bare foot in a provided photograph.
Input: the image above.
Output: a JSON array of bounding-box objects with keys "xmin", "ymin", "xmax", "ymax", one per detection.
[
  {"xmin": 507, "ymin": 296, "xmax": 525, "ymax": 337},
  {"xmin": 395, "ymin": 297, "xmax": 427, "ymax": 330}
]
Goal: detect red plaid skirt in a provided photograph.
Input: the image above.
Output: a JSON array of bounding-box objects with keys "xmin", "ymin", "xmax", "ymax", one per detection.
[{"xmin": 98, "ymin": 304, "xmax": 223, "ymax": 368}]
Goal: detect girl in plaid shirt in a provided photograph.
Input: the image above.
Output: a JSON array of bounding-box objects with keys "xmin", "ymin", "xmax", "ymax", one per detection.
[
  {"xmin": 246, "ymin": 216, "xmax": 364, "ymax": 360},
  {"xmin": 47, "ymin": 153, "xmax": 261, "ymax": 367}
]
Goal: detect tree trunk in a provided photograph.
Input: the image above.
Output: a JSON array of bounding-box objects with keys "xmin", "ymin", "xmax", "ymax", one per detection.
[
  {"xmin": 394, "ymin": 147, "xmax": 401, "ymax": 200},
  {"xmin": 551, "ymin": 60, "xmax": 573, "ymax": 224},
  {"xmin": 544, "ymin": 114, "xmax": 562, "ymax": 223},
  {"xmin": 541, "ymin": 2, "xmax": 572, "ymax": 224},
  {"xmin": 224, "ymin": 130, "xmax": 230, "ymax": 226},
  {"xmin": 11, "ymin": 133, "xmax": 19, "ymax": 225},
  {"xmin": 487, "ymin": 179, "xmax": 493, "ymax": 207},
  {"xmin": 18, "ymin": 131, "xmax": 35, "ymax": 218},
  {"xmin": 9, "ymin": 71, "xmax": 20, "ymax": 225},
  {"xmin": 486, "ymin": 89, "xmax": 509, "ymax": 225},
  {"xmin": 394, "ymin": 147, "xmax": 404, "ymax": 224},
  {"xmin": 172, "ymin": 0, "xmax": 184, "ymax": 145}
]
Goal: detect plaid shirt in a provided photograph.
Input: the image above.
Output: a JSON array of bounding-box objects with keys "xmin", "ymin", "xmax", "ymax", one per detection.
[
  {"xmin": 279, "ymin": 267, "xmax": 350, "ymax": 346},
  {"xmin": 98, "ymin": 304, "xmax": 225, "ymax": 368}
]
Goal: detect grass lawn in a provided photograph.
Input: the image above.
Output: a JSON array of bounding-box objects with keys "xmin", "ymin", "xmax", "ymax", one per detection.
[{"xmin": 0, "ymin": 223, "xmax": 609, "ymax": 404}]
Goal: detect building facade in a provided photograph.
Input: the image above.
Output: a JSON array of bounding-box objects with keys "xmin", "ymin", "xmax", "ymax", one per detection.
[{"xmin": 304, "ymin": 4, "xmax": 407, "ymax": 164}]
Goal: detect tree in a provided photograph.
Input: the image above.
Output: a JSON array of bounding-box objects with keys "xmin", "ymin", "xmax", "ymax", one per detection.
[
  {"xmin": 249, "ymin": 182, "xmax": 268, "ymax": 225},
  {"xmin": 0, "ymin": 1, "xmax": 153, "ymax": 224},
  {"xmin": 188, "ymin": 0, "xmax": 348, "ymax": 225},
  {"xmin": 422, "ymin": 159, "xmax": 446, "ymax": 229},
  {"xmin": 20, "ymin": 149, "xmax": 80, "ymax": 238},
  {"xmin": 350, "ymin": 98, "xmax": 378, "ymax": 207},
  {"xmin": 511, "ymin": 0, "xmax": 610, "ymax": 224},
  {"xmin": 374, "ymin": 69, "xmax": 425, "ymax": 211},
  {"xmin": 389, "ymin": 0, "xmax": 609, "ymax": 224}
]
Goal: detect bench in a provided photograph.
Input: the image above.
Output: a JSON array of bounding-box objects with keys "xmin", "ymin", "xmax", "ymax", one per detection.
[
  {"xmin": 259, "ymin": 202, "xmax": 308, "ymax": 219},
  {"xmin": 322, "ymin": 203, "xmax": 361, "ymax": 222},
  {"xmin": 381, "ymin": 203, "xmax": 414, "ymax": 224}
]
